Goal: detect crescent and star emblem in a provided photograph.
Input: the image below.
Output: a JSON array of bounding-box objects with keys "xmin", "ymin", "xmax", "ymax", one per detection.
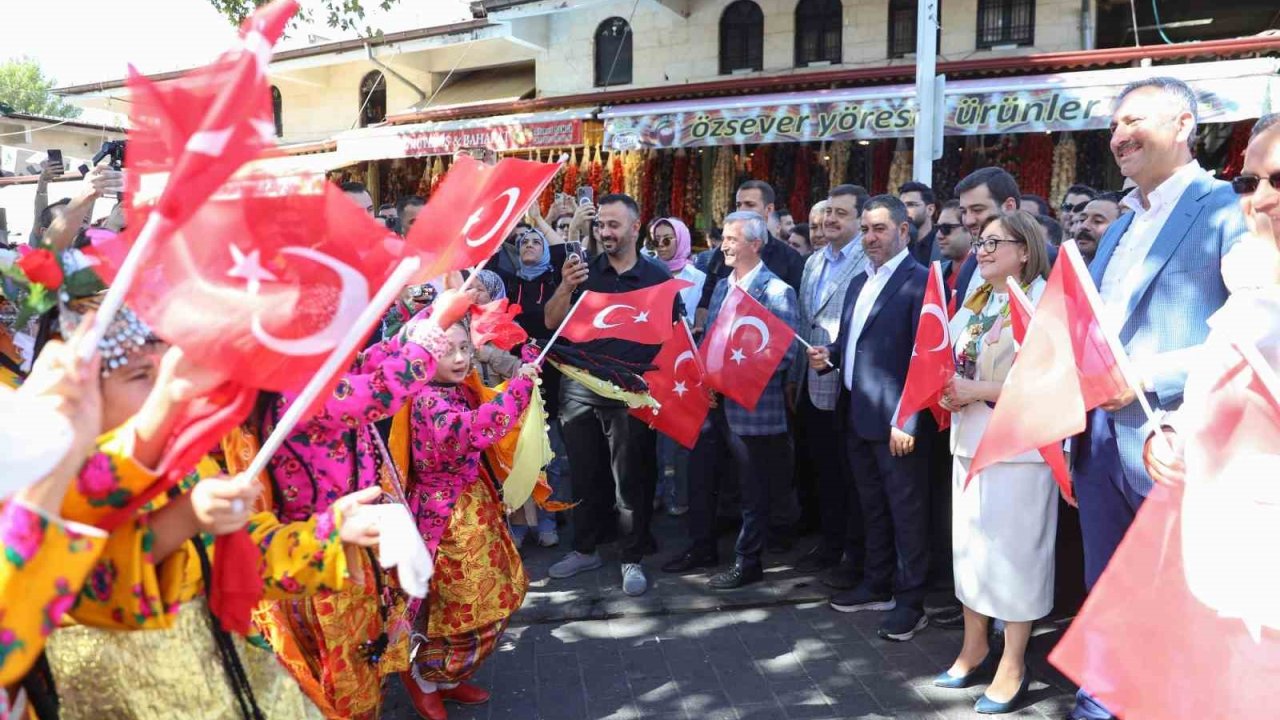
[
  {"xmin": 915, "ymin": 303, "xmax": 951, "ymax": 357},
  {"xmin": 592, "ymin": 304, "xmax": 648, "ymax": 329},
  {"xmin": 462, "ymin": 187, "xmax": 520, "ymax": 248},
  {"xmin": 228, "ymin": 244, "xmax": 370, "ymax": 357},
  {"xmin": 728, "ymin": 316, "xmax": 771, "ymax": 365},
  {"xmin": 672, "ymin": 350, "xmax": 696, "ymax": 397}
]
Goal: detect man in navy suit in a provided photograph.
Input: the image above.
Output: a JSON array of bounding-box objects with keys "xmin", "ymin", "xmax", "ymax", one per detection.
[
  {"xmin": 808, "ymin": 195, "xmax": 931, "ymax": 642},
  {"xmin": 1069, "ymin": 77, "xmax": 1246, "ymax": 720}
]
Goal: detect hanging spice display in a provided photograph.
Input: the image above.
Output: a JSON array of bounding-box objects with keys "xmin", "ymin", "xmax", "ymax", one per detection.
[
  {"xmin": 624, "ymin": 150, "xmax": 644, "ymax": 200},
  {"xmin": 934, "ymin": 137, "xmax": 965, "ymax": 201},
  {"xmin": 711, "ymin": 145, "xmax": 735, "ymax": 226},
  {"xmin": 562, "ymin": 148, "xmax": 580, "ymax": 195},
  {"xmin": 587, "ymin": 145, "xmax": 604, "ymax": 198},
  {"xmin": 750, "ymin": 145, "xmax": 771, "ymax": 181},
  {"xmin": 1048, "ymin": 133, "xmax": 1077, "ymax": 208},
  {"xmin": 610, "ymin": 151, "xmax": 626, "ymax": 194},
  {"xmin": 1017, "ymin": 133, "xmax": 1055, "ymax": 199},
  {"xmin": 810, "ymin": 144, "xmax": 829, "ymax": 209},
  {"xmin": 428, "ymin": 156, "xmax": 446, "ymax": 195},
  {"xmin": 670, "ymin": 150, "xmax": 689, "ymax": 223},
  {"xmin": 639, "ymin": 150, "xmax": 658, "ymax": 224},
  {"xmin": 872, "ymin": 140, "xmax": 894, "ymax": 194},
  {"xmin": 788, "ymin": 145, "xmax": 812, "ymax": 222},
  {"xmin": 1220, "ymin": 120, "xmax": 1254, "ymax": 179},
  {"xmin": 827, "ymin": 141, "xmax": 851, "ymax": 191},
  {"xmin": 886, "ymin": 139, "xmax": 913, "ymax": 197},
  {"xmin": 1074, "ymin": 130, "xmax": 1114, "ymax": 193},
  {"xmin": 684, "ymin": 149, "xmax": 703, "ymax": 229},
  {"xmin": 600, "ymin": 148, "xmax": 612, "ymax": 197}
]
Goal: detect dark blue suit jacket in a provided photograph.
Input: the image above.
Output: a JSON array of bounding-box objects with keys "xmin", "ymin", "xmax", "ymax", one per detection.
[{"xmin": 824, "ymin": 255, "xmax": 928, "ymax": 441}]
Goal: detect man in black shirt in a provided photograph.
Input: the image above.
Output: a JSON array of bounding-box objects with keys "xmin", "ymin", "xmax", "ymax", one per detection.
[
  {"xmin": 693, "ymin": 180, "xmax": 804, "ymax": 334},
  {"xmin": 899, "ymin": 181, "xmax": 939, "ymax": 265},
  {"xmin": 544, "ymin": 193, "xmax": 675, "ymax": 597}
]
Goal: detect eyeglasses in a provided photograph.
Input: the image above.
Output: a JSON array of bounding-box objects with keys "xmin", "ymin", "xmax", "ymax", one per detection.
[
  {"xmin": 971, "ymin": 236, "xmax": 1026, "ymax": 253},
  {"xmin": 936, "ymin": 223, "xmax": 961, "ymax": 236},
  {"xmin": 1231, "ymin": 172, "xmax": 1280, "ymax": 195}
]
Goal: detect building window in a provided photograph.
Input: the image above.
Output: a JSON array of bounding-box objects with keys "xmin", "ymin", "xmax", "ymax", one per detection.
[
  {"xmin": 975, "ymin": 0, "xmax": 1035, "ymax": 49},
  {"xmin": 888, "ymin": 0, "xmax": 942, "ymax": 59},
  {"xmin": 270, "ymin": 85, "xmax": 283, "ymax": 137},
  {"xmin": 795, "ymin": 0, "xmax": 842, "ymax": 66},
  {"xmin": 594, "ymin": 17, "xmax": 633, "ymax": 87},
  {"xmin": 358, "ymin": 71, "xmax": 386, "ymax": 127},
  {"xmin": 720, "ymin": 0, "xmax": 764, "ymax": 75}
]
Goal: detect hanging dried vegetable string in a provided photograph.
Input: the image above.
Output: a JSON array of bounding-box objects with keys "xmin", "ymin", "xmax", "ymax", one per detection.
[
  {"xmin": 587, "ymin": 145, "xmax": 604, "ymax": 198},
  {"xmin": 886, "ymin": 139, "xmax": 913, "ymax": 196},
  {"xmin": 640, "ymin": 150, "xmax": 657, "ymax": 224},
  {"xmin": 683, "ymin": 148, "xmax": 703, "ymax": 229},
  {"xmin": 670, "ymin": 149, "xmax": 689, "ymax": 222},
  {"xmin": 1017, "ymin": 133, "xmax": 1055, "ymax": 199},
  {"xmin": 711, "ymin": 145, "xmax": 735, "ymax": 226},
  {"xmin": 611, "ymin": 151, "xmax": 626, "ymax": 194},
  {"xmin": 1048, "ymin": 133, "xmax": 1077, "ymax": 208},
  {"xmin": 788, "ymin": 145, "xmax": 811, "ymax": 222},
  {"xmin": 562, "ymin": 148, "xmax": 580, "ymax": 195},
  {"xmin": 872, "ymin": 140, "xmax": 893, "ymax": 194},
  {"xmin": 624, "ymin": 150, "xmax": 644, "ymax": 200}
]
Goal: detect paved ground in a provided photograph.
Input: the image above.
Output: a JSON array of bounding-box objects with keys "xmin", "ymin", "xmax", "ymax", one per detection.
[{"xmin": 383, "ymin": 513, "xmax": 1078, "ymax": 720}]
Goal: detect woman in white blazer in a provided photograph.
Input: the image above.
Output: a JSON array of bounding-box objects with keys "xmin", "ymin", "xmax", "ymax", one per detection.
[{"xmin": 934, "ymin": 210, "xmax": 1056, "ymax": 715}]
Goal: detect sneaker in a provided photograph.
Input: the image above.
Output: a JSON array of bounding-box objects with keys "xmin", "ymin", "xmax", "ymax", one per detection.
[
  {"xmin": 667, "ymin": 504, "xmax": 689, "ymax": 517},
  {"xmin": 548, "ymin": 551, "xmax": 603, "ymax": 579},
  {"xmin": 878, "ymin": 606, "xmax": 928, "ymax": 642},
  {"xmin": 621, "ymin": 563, "xmax": 649, "ymax": 596},
  {"xmin": 537, "ymin": 529, "xmax": 560, "ymax": 548},
  {"xmin": 829, "ymin": 586, "xmax": 896, "ymax": 613},
  {"xmin": 928, "ymin": 605, "xmax": 965, "ymax": 629}
]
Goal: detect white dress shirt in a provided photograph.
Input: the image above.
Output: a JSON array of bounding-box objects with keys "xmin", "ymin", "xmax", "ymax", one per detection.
[
  {"xmin": 1099, "ymin": 161, "xmax": 1206, "ymax": 333},
  {"xmin": 843, "ymin": 247, "xmax": 910, "ymax": 391},
  {"xmin": 729, "ymin": 258, "xmax": 764, "ymax": 291},
  {"xmin": 674, "ymin": 264, "xmax": 707, "ymax": 319}
]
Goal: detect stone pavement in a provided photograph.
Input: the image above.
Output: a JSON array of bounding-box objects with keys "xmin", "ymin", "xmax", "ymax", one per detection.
[{"xmin": 383, "ymin": 513, "xmax": 1079, "ymax": 720}]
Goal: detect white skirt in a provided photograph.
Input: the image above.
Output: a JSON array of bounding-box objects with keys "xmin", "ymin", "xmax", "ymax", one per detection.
[{"xmin": 952, "ymin": 456, "xmax": 1058, "ymax": 622}]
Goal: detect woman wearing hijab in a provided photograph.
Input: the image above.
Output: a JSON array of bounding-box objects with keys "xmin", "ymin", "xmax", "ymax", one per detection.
[{"xmin": 648, "ymin": 218, "xmax": 706, "ymax": 515}]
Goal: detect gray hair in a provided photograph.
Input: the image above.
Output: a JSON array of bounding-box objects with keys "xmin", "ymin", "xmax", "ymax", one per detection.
[
  {"xmin": 723, "ymin": 211, "xmax": 768, "ymax": 244},
  {"xmin": 1251, "ymin": 113, "xmax": 1280, "ymax": 142},
  {"xmin": 809, "ymin": 200, "xmax": 828, "ymax": 221},
  {"xmin": 1116, "ymin": 76, "xmax": 1199, "ymax": 150}
]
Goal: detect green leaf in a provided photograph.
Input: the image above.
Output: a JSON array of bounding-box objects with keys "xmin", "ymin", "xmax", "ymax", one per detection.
[{"xmin": 62, "ymin": 268, "xmax": 107, "ymax": 299}]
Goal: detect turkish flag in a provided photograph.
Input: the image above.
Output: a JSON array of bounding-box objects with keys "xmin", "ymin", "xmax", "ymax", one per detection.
[
  {"xmin": 1006, "ymin": 282, "xmax": 1074, "ymax": 500},
  {"xmin": 404, "ymin": 155, "xmax": 560, "ymax": 279},
  {"xmin": 966, "ymin": 242, "xmax": 1129, "ymax": 486},
  {"xmin": 700, "ymin": 286, "xmax": 796, "ymax": 412},
  {"xmin": 470, "ymin": 299, "xmax": 527, "ymax": 352},
  {"xmin": 1050, "ymin": 341, "xmax": 1280, "ymax": 719},
  {"xmin": 630, "ymin": 322, "xmax": 710, "ymax": 449},
  {"xmin": 126, "ymin": 0, "xmax": 297, "ymax": 231},
  {"xmin": 895, "ymin": 262, "xmax": 954, "ymax": 431},
  {"xmin": 560, "ymin": 279, "xmax": 691, "ymax": 345}
]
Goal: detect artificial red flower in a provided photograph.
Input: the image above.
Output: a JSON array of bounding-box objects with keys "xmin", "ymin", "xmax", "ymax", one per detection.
[
  {"xmin": 16, "ymin": 248, "xmax": 63, "ymax": 289},
  {"xmin": 470, "ymin": 299, "xmax": 527, "ymax": 351}
]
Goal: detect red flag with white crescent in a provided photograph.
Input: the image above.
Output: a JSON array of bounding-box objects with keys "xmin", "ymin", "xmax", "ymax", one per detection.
[
  {"xmin": 630, "ymin": 322, "xmax": 710, "ymax": 448},
  {"xmin": 895, "ymin": 262, "xmax": 954, "ymax": 430},
  {"xmin": 559, "ymin": 280, "xmax": 691, "ymax": 345},
  {"xmin": 966, "ymin": 242, "xmax": 1129, "ymax": 487},
  {"xmin": 1006, "ymin": 281, "xmax": 1073, "ymax": 500},
  {"xmin": 403, "ymin": 155, "xmax": 560, "ymax": 279},
  {"xmin": 699, "ymin": 286, "xmax": 797, "ymax": 412},
  {"xmin": 1051, "ymin": 341, "xmax": 1280, "ymax": 719}
]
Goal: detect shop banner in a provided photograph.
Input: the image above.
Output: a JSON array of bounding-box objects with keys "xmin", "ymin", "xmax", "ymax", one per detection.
[
  {"xmin": 603, "ymin": 60, "xmax": 1279, "ymax": 150},
  {"xmin": 336, "ymin": 113, "xmax": 585, "ymax": 162}
]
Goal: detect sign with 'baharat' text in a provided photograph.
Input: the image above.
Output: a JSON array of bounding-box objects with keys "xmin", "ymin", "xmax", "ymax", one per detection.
[{"xmin": 602, "ymin": 59, "xmax": 1279, "ymax": 150}]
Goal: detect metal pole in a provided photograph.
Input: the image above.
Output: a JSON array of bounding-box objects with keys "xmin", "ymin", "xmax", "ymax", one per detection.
[{"xmin": 912, "ymin": 0, "xmax": 940, "ymax": 183}]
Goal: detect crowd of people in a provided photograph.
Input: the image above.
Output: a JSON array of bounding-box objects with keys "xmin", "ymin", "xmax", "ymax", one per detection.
[{"xmin": 1, "ymin": 73, "xmax": 1278, "ymax": 720}]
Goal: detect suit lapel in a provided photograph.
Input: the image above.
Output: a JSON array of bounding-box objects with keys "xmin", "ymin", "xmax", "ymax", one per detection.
[
  {"xmin": 859, "ymin": 259, "xmax": 912, "ymax": 340},
  {"xmin": 840, "ymin": 271, "xmax": 868, "ymax": 343},
  {"xmin": 1120, "ymin": 175, "xmax": 1211, "ymax": 326},
  {"xmin": 747, "ymin": 266, "xmax": 772, "ymax": 303},
  {"xmin": 816, "ymin": 252, "xmax": 860, "ymax": 314}
]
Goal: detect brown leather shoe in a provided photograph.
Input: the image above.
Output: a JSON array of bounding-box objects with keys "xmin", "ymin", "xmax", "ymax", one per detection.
[{"xmin": 400, "ymin": 672, "xmax": 448, "ymax": 720}]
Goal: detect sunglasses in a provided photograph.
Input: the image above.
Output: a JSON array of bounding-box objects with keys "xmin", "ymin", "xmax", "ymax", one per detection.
[
  {"xmin": 936, "ymin": 223, "xmax": 961, "ymax": 236},
  {"xmin": 653, "ymin": 236, "xmax": 675, "ymax": 246},
  {"xmin": 1231, "ymin": 172, "xmax": 1280, "ymax": 195},
  {"xmin": 1059, "ymin": 201, "xmax": 1089, "ymax": 214}
]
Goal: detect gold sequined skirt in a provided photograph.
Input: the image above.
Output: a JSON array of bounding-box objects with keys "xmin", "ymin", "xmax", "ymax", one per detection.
[{"xmin": 45, "ymin": 598, "xmax": 323, "ymax": 720}]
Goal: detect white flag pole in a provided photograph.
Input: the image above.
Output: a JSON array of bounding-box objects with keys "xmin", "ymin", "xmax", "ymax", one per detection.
[
  {"xmin": 533, "ymin": 291, "xmax": 589, "ymax": 367},
  {"xmin": 76, "ymin": 212, "xmax": 168, "ymax": 362},
  {"xmin": 241, "ymin": 255, "xmax": 421, "ymax": 481}
]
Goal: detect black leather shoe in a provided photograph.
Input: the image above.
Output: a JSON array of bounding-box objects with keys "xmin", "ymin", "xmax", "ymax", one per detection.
[
  {"xmin": 795, "ymin": 547, "xmax": 842, "ymax": 573},
  {"xmin": 660, "ymin": 550, "xmax": 718, "ymax": 573},
  {"xmin": 708, "ymin": 562, "xmax": 764, "ymax": 589}
]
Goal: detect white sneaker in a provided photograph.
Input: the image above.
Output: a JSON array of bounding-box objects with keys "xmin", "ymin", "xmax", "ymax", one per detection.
[
  {"xmin": 621, "ymin": 563, "xmax": 648, "ymax": 596},
  {"xmin": 548, "ymin": 551, "xmax": 602, "ymax": 579},
  {"xmin": 537, "ymin": 529, "xmax": 560, "ymax": 547}
]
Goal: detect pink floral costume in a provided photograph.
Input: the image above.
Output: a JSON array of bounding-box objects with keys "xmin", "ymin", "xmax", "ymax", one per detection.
[{"xmin": 406, "ymin": 372, "xmax": 534, "ymax": 684}]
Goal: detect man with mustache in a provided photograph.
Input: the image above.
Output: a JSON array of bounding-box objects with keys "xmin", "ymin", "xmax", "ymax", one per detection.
[
  {"xmin": 1069, "ymin": 76, "xmax": 1248, "ymax": 720},
  {"xmin": 1074, "ymin": 197, "xmax": 1121, "ymax": 264}
]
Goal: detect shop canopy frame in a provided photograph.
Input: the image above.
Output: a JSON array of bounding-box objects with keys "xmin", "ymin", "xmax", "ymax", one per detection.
[{"xmin": 333, "ymin": 108, "xmax": 597, "ymax": 163}]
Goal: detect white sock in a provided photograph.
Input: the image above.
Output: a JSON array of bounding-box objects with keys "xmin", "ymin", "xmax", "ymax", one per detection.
[
  {"xmin": 410, "ymin": 669, "xmax": 437, "ymax": 694},
  {"xmin": 439, "ymin": 682, "xmax": 459, "ymax": 690}
]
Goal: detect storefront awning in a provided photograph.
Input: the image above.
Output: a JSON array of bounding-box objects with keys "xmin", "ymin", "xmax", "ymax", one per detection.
[
  {"xmin": 334, "ymin": 108, "xmax": 593, "ymax": 162},
  {"xmin": 602, "ymin": 58, "xmax": 1280, "ymax": 150}
]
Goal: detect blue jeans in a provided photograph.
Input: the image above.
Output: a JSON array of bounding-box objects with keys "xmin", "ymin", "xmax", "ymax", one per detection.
[{"xmin": 656, "ymin": 433, "xmax": 690, "ymax": 509}]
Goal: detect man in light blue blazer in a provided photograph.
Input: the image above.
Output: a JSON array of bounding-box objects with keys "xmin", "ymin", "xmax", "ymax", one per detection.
[{"xmin": 1071, "ymin": 77, "xmax": 1247, "ymax": 720}]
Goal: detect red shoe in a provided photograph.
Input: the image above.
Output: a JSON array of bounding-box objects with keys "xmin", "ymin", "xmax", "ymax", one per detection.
[
  {"xmin": 440, "ymin": 682, "xmax": 491, "ymax": 705},
  {"xmin": 400, "ymin": 672, "xmax": 448, "ymax": 720}
]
